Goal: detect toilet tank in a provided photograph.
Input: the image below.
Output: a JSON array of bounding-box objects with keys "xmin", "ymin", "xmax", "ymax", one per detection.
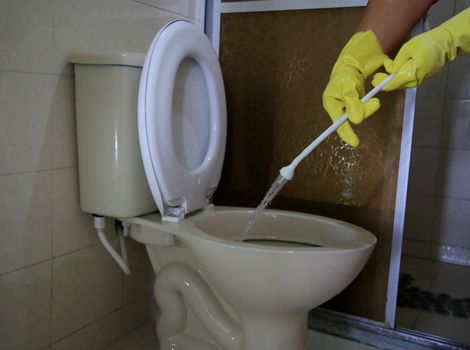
[{"xmin": 70, "ymin": 52, "xmax": 157, "ymax": 218}]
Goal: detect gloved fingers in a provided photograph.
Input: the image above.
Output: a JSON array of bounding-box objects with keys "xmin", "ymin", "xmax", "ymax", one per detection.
[
  {"xmin": 372, "ymin": 61, "xmax": 418, "ymax": 91},
  {"xmin": 337, "ymin": 120, "xmax": 360, "ymax": 147},
  {"xmin": 387, "ymin": 58, "xmax": 421, "ymax": 89},
  {"xmin": 343, "ymin": 81, "xmax": 364, "ymax": 125},
  {"xmin": 373, "ymin": 55, "xmax": 419, "ymax": 91},
  {"xmin": 363, "ymin": 98, "xmax": 381, "ymax": 119},
  {"xmin": 322, "ymin": 93, "xmax": 345, "ymax": 123},
  {"xmin": 344, "ymin": 95, "xmax": 380, "ymax": 125},
  {"xmin": 371, "ymin": 72, "xmax": 390, "ymax": 88},
  {"xmin": 374, "ymin": 58, "xmax": 403, "ymax": 90},
  {"xmin": 389, "ymin": 58, "xmax": 419, "ymax": 89},
  {"xmin": 323, "ymin": 92, "xmax": 360, "ymax": 147},
  {"xmin": 383, "ymin": 57, "xmax": 396, "ymax": 74}
]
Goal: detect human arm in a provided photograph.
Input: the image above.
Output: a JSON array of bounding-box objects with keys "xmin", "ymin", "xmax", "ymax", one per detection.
[
  {"xmin": 357, "ymin": 0, "xmax": 438, "ymax": 53},
  {"xmin": 322, "ymin": 0, "xmax": 436, "ymax": 147},
  {"xmin": 373, "ymin": 6, "xmax": 470, "ymax": 90}
]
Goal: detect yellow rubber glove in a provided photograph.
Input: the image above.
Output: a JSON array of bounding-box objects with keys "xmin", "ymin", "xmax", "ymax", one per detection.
[
  {"xmin": 323, "ymin": 30, "xmax": 387, "ymax": 147},
  {"xmin": 373, "ymin": 7, "xmax": 470, "ymax": 90}
]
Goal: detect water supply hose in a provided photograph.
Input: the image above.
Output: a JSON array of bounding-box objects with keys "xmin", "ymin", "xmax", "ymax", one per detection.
[
  {"xmin": 279, "ymin": 73, "xmax": 396, "ymax": 181},
  {"xmin": 93, "ymin": 215, "xmax": 131, "ymax": 275}
]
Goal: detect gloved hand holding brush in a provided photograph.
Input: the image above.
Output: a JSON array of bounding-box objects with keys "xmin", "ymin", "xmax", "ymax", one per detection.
[{"xmin": 322, "ymin": 30, "xmax": 386, "ymax": 147}]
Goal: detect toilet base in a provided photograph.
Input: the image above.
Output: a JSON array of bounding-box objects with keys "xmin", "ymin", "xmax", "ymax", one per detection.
[
  {"xmin": 239, "ymin": 313, "xmax": 308, "ymax": 350},
  {"xmin": 126, "ymin": 207, "xmax": 376, "ymax": 350},
  {"xmin": 153, "ymin": 260, "xmax": 309, "ymax": 350}
]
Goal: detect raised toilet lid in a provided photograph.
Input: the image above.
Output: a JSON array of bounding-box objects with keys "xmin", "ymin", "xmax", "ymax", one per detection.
[{"xmin": 138, "ymin": 20, "xmax": 227, "ymax": 222}]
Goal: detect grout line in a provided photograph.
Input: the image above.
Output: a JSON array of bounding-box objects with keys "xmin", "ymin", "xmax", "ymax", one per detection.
[
  {"xmin": 408, "ymin": 191, "xmax": 470, "ymax": 202},
  {"xmin": 0, "ymin": 165, "xmax": 77, "ymax": 178},
  {"xmin": 0, "ymin": 168, "xmax": 54, "ymax": 177},
  {"xmin": 51, "ymin": 240, "xmax": 111, "ymax": 260},
  {"xmin": 0, "ymin": 258, "xmax": 53, "ymax": 278},
  {"xmin": 49, "ymin": 159, "xmax": 54, "ymax": 348},
  {"xmin": 129, "ymin": 0, "xmax": 196, "ymax": 18},
  {"xmin": 411, "ymin": 144, "xmax": 470, "ymax": 151},
  {"xmin": 0, "ymin": 68, "xmax": 71, "ymax": 78},
  {"xmin": 415, "ymin": 96, "xmax": 470, "ymax": 101},
  {"xmin": 50, "ymin": 308, "xmax": 123, "ymax": 346}
]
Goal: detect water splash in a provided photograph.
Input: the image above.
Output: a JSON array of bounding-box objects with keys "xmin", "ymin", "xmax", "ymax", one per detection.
[{"xmin": 240, "ymin": 174, "xmax": 289, "ymax": 239}]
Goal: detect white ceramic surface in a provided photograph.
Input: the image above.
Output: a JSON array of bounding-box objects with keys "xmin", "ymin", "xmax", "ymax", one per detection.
[
  {"xmin": 128, "ymin": 207, "xmax": 376, "ymax": 350},
  {"xmin": 138, "ymin": 20, "xmax": 226, "ymax": 220}
]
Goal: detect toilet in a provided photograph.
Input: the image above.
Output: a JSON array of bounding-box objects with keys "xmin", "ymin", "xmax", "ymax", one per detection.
[{"xmin": 71, "ymin": 20, "xmax": 376, "ymax": 350}]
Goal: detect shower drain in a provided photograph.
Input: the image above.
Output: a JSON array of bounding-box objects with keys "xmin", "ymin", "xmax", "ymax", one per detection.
[{"xmin": 398, "ymin": 273, "xmax": 470, "ymax": 319}]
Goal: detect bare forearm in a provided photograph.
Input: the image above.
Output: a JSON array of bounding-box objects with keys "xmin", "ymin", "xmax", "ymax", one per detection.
[{"xmin": 357, "ymin": 0, "xmax": 437, "ymax": 53}]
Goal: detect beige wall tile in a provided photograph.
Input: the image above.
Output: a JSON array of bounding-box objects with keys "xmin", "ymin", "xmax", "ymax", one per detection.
[
  {"xmin": 52, "ymin": 244, "xmax": 123, "ymax": 341},
  {"xmin": 412, "ymin": 98, "xmax": 444, "ymax": 148},
  {"xmin": 110, "ymin": 322, "xmax": 158, "ymax": 350},
  {"xmin": 400, "ymin": 256, "xmax": 437, "ymax": 286},
  {"xmin": 0, "ymin": 261, "xmax": 52, "ymax": 350},
  {"xmin": 0, "ymin": 0, "xmax": 53, "ymax": 74},
  {"xmin": 436, "ymin": 149, "xmax": 470, "ymax": 198},
  {"xmin": 130, "ymin": 0, "xmax": 205, "ymax": 25},
  {"xmin": 403, "ymin": 193, "xmax": 435, "ymax": 243},
  {"xmin": 123, "ymin": 240, "xmax": 154, "ymax": 304},
  {"xmin": 415, "ymin": 0, "xmax": 454, "ymax": 100},
  {"xmin": 402, "ymin": 239, "xmax": 431, "ymax": 260},
  {"xmin": 123, "ymin": 5, "xmax": 184, "ymax": 54},
  {"xmin": 0, "ymin": 72, "xmax": 54, "ymax": 175},
  {"xmin": 52, "ymin": 0, "xmax": 180, "ymax": 76},
  {"xmin": 447, "ymin": 56, "xmax": 470, "ymax": 99},
  {"xmin": 416, "ymin": 66, "xmax": 449, "ymax": 100},
  {"xmin": 52, "ymin": 168, "xmax": 99, "ymax": 257},
  {"xmin": 51, "ymin": 310, "xmax": 121, "ymax": 350},
  {"xmin": 433, "ymin": 197, "xmax": 470, "ymax": 248},
  {"xmin": 408, "ymin": 147, "xmax": 440, "ymax": 196},
  {"xmin": 0, "ymin": 171, "xmax": 52, "ymax": 275},
  {"xmin": 121, "ymin": 293, "xmax": 157, "ymax": 335},
  {"xmin": 441, "ymin": 99, "xmax": 470, "ymax": 150},
  {"xmin": 456, "ymin": 0, "xmax": 470, "ymax": 10},
  {"xmin": 52, "ymin": 76, "xmax": 77, "ymax": 168},
  {"xmin": 446, "ymin": 2, "xmax": 470, "ymax": 99}
]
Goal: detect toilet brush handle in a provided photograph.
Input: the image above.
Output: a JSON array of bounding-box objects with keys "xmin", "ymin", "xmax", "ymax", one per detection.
[{"xmin": 279, "ymin": 73, "xmax": 396, "ymax": 181}]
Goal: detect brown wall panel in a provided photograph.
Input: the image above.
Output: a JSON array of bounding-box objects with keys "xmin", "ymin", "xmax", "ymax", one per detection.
[{"xmin": 215, "ymin": 8, "xmax": 406, "ymax": 322}]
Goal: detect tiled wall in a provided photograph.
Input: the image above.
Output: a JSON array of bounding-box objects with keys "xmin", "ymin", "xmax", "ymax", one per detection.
[
  {"xmin": 0, "ymin": 1, "xmax": 205, "ymax": 349},
  {"xmin": 403, "ymin": 0, "xmax": 470, "ymax": 266}
]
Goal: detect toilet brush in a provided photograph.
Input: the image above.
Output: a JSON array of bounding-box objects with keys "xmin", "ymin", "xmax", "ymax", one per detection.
[{"xmin": 280, "ymin": 73, "xmax": 396, "ymax": 181}]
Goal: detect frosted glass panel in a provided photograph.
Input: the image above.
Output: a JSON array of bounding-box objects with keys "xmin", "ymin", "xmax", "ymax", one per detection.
[{"xmin": 216, "ymin": 8, "xmax": 406, "ymax": 322}]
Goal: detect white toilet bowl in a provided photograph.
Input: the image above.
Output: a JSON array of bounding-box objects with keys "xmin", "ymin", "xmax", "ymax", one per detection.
[
  {"xmin": 127, "ymin": 207, "xmax": 376, "ymax": 350},
  {"xmin": 71, "ymin": 20, "xmax": 376, "ymax": 350}
]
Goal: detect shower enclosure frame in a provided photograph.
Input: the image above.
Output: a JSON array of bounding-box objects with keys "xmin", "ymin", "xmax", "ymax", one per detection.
[{"xmin": 204, "ymin": 0, "xmax": 417, "ymax": 331}]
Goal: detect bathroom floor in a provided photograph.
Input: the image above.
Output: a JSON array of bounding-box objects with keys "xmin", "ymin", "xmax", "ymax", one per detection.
[
  {"xmin": 105, "ymin": 322, "xmax": 377, "ymax": 350},
  {"xmin": 103, "ymin": 257, "xmax": 469, "ymax": 349},
  {"xmin": 105, "ymin": 323, "xmax": 158, "ymax": 350},
  {"xmin": 396, "ymin": 256, "xmax": 470, "ymax": 345}
]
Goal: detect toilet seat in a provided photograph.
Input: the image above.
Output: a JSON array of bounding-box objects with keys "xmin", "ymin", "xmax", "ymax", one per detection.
[{"xmin": 138, "ymin": 20, "xmax": 227, "ymax": 222}]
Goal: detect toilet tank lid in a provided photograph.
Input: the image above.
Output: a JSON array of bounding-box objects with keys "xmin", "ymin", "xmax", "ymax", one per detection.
[{"xmin": 69, "ymin": 51, "xmax": 145, "ymax": 67}]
